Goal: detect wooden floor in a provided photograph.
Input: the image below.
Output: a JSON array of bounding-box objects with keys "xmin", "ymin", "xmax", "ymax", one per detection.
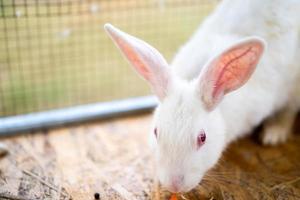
[{"xmin": 0, "ymin": 114, "xmax": 300, "ymax": 200}]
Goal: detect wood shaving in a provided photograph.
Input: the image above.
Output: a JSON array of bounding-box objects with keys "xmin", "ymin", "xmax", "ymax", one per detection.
[
  {"xmin": 0, "ymin": 115, "xmax": 300, "ymax": 199},
  {"xmin": 111, "ymin": 183, "xmax": 138, "ymax": 200},
  {"xmin": 0, "ymin": 143, "xmax": 9, "ymax": 158}
]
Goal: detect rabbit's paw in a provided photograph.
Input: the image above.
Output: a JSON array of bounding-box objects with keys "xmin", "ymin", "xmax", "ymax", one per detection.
[
  {"xmin": 260, "ymin": 108, "xmax": 296, "ymax": 146},
  {"xmin": 261, "ymin": 124, "xmax": 290, "ymax": 146}
]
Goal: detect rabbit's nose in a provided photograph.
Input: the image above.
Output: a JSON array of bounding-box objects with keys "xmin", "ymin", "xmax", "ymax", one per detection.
[{"xmin": 170, "ymin": 175, "xmax": 184, "ymax": 192}]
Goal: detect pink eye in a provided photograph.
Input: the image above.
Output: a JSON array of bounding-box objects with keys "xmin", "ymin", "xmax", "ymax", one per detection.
[
  {"xmin": 197, "ymin": 130, "xmax": 206, "ymax": 149},
  {"xmin": 154, "ymin": 128, "xmax": 158, "ymax": 138}
]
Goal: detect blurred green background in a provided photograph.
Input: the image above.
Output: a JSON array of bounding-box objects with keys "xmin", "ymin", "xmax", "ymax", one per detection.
[{"xmin": 0, "ymin": 0, "xmax": 216, "ymax": 116}]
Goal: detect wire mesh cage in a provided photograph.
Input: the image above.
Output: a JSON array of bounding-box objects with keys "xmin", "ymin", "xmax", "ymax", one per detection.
[{"xmin": 0, "ymin": 0, "xmax": 215, "ymax": 117}]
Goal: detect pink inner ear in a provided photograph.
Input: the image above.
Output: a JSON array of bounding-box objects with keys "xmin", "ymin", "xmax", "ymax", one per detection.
[
  {"xmin": 114, "ymin": 37, "xmax": 151, "ymax": 81},
  {"xmin": 212, "ymin": 43, "xmax": 263, "ymax": 99},
  {"xmin": 116, "ymin": 38, "xmax": 169, "ymax": 98},
  {"xmin": 104, "ymin": 24, "xmax": 170, "ymax": 100}
]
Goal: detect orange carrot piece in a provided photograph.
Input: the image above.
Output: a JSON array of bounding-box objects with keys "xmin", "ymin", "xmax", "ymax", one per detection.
[{"xmin": 170, "ymin": 194, "xmax": 177, "ymax": 200}]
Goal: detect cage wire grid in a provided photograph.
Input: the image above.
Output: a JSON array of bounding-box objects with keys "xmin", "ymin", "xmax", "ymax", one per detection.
[{"xmin": 0, "ymin": 0, "xmax": 215, "ymax": 117}]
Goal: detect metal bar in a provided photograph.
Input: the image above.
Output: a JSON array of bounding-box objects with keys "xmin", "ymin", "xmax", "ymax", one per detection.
[{"xmin": 0, "ymin": 96, "xmax": 158, "ymax": 136}]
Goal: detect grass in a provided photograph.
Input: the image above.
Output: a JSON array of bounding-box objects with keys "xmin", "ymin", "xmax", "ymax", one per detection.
[{"xmin": 0, "ymin": 0, "xmax": 216, "ymax": 116}]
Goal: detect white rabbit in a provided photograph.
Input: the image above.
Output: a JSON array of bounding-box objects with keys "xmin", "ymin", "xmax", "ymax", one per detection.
[{"xmin": 104, "ymin": 0, "xmax": 300, "ymax": 193}]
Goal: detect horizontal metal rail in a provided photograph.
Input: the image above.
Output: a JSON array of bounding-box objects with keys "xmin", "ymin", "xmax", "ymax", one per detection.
[{"xmin": 0, "ymin": 96, "xmax": 157, "ymax": 136}]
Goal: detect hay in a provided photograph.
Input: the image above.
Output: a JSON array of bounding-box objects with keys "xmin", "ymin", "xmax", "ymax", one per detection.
[{"xmin": 0, "ymin": 114, "xmax": 300, "ymax": 200}]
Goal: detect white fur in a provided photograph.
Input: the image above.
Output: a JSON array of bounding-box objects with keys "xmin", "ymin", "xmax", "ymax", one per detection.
[
  {"xmin": 105, "ymin": 0, "xmax": 300, "ymax": 193},
  {"xmin": 172, "ymin": 0, "xmax": 300, "ymax": 143}
]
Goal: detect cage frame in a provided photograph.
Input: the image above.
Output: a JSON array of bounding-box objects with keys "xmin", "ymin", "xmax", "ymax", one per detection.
[{"xmin": 0, "ymin": 96, "xmax": 157, "ymax": 136}]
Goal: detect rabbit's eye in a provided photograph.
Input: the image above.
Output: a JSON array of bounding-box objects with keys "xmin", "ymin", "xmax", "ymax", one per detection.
[
  {"xmin": 197, "ymin": 130, "xmax": 206, "ymax": 149},
  {"xmin": 154, "ymin": 128, "xmax": 158, "ymax": 138}
]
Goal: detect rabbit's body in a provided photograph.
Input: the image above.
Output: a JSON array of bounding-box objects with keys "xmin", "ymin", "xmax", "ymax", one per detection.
[
  {"xmin": 105, "ymin": 0, "xmax": 300, "ymax": 193},
  {"xmin": 172, "ymin": 0, "xmax": 300, "ymax": 143}
]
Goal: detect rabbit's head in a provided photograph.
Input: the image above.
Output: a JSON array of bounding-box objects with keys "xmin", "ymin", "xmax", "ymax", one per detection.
[{"xmin": 104, "ymin": 23, "xmax": 264, "ymax": 192}]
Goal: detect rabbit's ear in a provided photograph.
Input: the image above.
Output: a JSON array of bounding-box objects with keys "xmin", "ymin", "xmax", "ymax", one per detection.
[
  {"xmin": 104, "ymin": 23, "xmax": 170, "ymax": 100},
  {"xmin": 197, "ymin": 37, "xmax": 265, "ymax": 111}
]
